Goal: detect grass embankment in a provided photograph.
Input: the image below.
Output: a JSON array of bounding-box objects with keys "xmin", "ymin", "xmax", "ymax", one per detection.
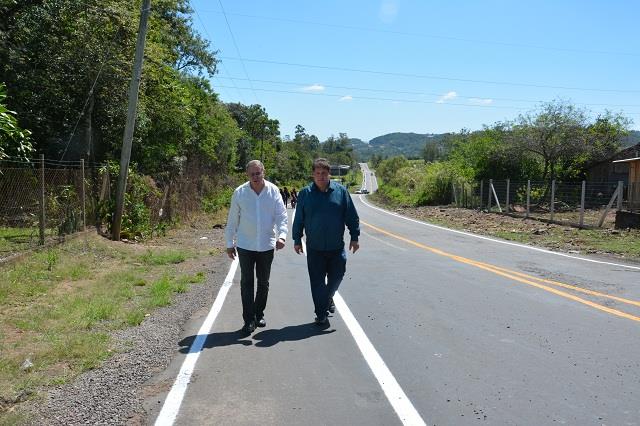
[
  {"xmin": 369, "ymin": 192, "xmax": 640, "ymax": 262},
  {"xmin": 0, "ymin": 232, "xmax": 211, "ymax": 423}
]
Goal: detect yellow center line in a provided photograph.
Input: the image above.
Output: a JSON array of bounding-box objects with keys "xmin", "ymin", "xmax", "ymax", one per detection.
[{"xmin": 361, "ymin": 220, "xmax": 640, "ymax": 323}]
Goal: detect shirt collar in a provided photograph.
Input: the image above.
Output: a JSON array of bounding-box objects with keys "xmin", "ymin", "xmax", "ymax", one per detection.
[{"xmin": 311, "ymin": 181, "xmax": 336, "ymax": 193}]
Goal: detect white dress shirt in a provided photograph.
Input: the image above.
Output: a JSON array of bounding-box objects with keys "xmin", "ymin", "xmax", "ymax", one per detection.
[{"xmin": 225, "ymin": 180, "xmax": 288, "ymax": 251}]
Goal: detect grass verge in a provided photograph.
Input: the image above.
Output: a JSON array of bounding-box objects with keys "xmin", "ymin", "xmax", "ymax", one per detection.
[{"xmin": 0, "ymin": 233, "xmax": 210, "ymax": 421}]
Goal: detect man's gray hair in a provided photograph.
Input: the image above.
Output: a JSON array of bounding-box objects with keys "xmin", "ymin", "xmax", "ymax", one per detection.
[{"xmin": 246, "ymin": 160, "xmax": 265, "ymax": 171}]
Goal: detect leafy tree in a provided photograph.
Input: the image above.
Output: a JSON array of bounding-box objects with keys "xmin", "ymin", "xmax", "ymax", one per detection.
[
  {"xmin": 512, "ymin": 100, "xmax": 590, "ymax": 182},
  {"xmin": 0, "ymin": 82, "xmax": 33, "ymax": 161}
]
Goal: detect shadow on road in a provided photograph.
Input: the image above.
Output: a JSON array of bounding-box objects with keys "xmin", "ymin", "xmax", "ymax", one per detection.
[
  {"xmin": 178, "ymin": 330, "xmax": 253, "ymax": 353},
  {"xmin": 252, "ymin": 322, "xmax": 336, "ymax": 347}
]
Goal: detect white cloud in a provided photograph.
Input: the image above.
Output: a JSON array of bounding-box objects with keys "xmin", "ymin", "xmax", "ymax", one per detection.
[
  {"xmin": 379, "ymin": 0, "xmax": 398, "ymax": 23},
  {"xmin": 302, "ymin": 84, "xmax": 325, "ymax": 92},
  {"xmin": 436, "ymin": 91, "xmax": 457, "ymax": 103},
  {"xmin": 469, "ymin": 98, "xmax": 494, "ymax": 105},
  {"xmin": 339, "ymin": 95, "xmax": 353, "ymax": 102}
]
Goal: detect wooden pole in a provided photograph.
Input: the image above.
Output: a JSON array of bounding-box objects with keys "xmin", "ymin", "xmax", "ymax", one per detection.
[{"xmin": 112, "ymin": 0, "xmax": 151, "ymax": 241}]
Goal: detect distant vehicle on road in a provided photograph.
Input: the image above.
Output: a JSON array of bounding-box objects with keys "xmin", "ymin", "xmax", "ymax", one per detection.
[{"xmin": 355, "ymin": 189, "xmax": 369, "ymax": 194}]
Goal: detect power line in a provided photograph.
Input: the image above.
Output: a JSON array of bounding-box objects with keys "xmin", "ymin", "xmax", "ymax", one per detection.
[
  {"xmin": 214, "ymin": 76, "xmax": 640, "ymax": 109},
  {"xmin": 220, "ymin": 56, "xmax": 640, "ymax": 95},
  {"xmin": 217, "ymin": 0, "xmax": 260, "ymax": 104},
  {"xmin": 211, "ymin": 85, "xmax": 640, "ymax": 116},
  {"xmin": 198, "ymin": 10, "xmax": 640, "ymax": 58},
  {"xmin": 192, "ymin": 7, "xmax": 246, "ymax": 103}
]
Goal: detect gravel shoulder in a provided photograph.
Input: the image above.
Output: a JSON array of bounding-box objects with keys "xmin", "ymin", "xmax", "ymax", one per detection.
[{"xmin": 22, "ymin": 220, "xmax": 230, "ymax": 425}]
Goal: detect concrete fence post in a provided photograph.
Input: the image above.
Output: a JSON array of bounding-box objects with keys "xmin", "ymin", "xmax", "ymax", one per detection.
[
  {"xmin": 550, "ymin": 179, "xmax": 556, "ymax": 221},
  {"xmin": 579, "ymin": 180, "xmax": 586, "ymax": 227},
  {"xmin": 81, "ymin": 159, "xmax": 86, "ymax": 231},
  {"xmin": 617, "ymin": 181, "xmax": 623, "ymax": 211},
  {"xmin": 526, "ymin": 180, "xmax": 531, "ymax": 219},
  {"xmin": 505, "ymin": 178, "xmax": 510, "ymax": 213},
  {"xmin": 39, "ymin": 154, "xmax": 45, "ymax": 245}
]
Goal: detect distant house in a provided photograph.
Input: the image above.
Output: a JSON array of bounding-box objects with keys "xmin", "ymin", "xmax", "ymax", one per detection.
[
  {"xmin": 586, "ymin": 143, "xmax": 640, "ymax": 184},
  {"xmin": 612, "ymin": 154, "xmax": 640, "ymax": 212}
]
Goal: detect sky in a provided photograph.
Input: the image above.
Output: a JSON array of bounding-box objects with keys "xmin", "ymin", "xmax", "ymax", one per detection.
[{"xmin": 190, "ymin": 0, "xmax": 640, "ymax": 142}]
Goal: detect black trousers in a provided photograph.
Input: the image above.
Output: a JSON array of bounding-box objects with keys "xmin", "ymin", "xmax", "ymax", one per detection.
[{"xmin": 237, "ymin": 248, "xmax": 274, "ymax": 324}]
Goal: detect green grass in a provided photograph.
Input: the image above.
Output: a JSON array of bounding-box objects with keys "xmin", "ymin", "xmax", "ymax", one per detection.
[
  {"xmin": 139, "ymin": 249, "xmax": 187, "ymax": 265},
  {"xmin": 0, "ymin": 234, "xmax": 208, "ymax": 421}
]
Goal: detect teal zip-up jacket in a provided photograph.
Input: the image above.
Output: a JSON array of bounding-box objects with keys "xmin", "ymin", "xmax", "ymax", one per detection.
[{"xmin": 292, "ymin": 180, "xmax": 360, "ymax": 251}]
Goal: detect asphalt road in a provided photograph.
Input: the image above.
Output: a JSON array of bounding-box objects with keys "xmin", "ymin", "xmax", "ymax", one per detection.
[{"xmin": 147, "ymin": 189, "xmax": 640, "ymax": 426}]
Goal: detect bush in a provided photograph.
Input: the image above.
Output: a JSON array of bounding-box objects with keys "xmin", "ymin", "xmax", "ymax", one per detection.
[{"xmin": 202, "ymin": 186, "xmax": 234, "ymax": 213}]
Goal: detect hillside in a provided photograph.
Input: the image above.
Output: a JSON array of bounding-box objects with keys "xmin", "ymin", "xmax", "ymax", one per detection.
[
  {"xmin": 351, "ymin": 132, "xmax": 450, "ymax": 160},
  {"xmin": 350, "ymin": 129, "xmax": 640, "ymax": 162}
]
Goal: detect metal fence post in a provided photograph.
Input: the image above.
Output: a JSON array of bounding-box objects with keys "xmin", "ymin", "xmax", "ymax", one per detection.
[
  {"xmin": 550, "ymin": 179, "xmax": 556, "ymax": 221},
  {"xmin": 81, "ymin": 159, "xmax": 86, "ymax": 231},
  {"xmin": 479, "ymin": 179, "xmax": 483, "ymax": 210},
  {"xmin": 39, "ymin": 154, "xmax": 45, "ymax": 245},
  {"xmin": 505, "ymin": 178, "xmax": 510, "ymax": 213},
  {"xmin": 526, "ymin": 180, "xmax": 530, "ymax": 218},
  {"xmin": 488, "ymin": 179, "xmax": 493, "ymax": 211},
  {"xmin": 579, "ymin": 180, "xmax": 586, "ymax": 227}
]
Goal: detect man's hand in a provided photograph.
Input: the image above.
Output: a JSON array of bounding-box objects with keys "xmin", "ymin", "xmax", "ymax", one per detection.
[
  {"xmin": 276, "ymin": 238, "xmax": 286, "ymax": 250},
  {"xmin": 294, "ymin": 244, "xmax": 304, "ymax": 254},
  {"xmin": 226, "ymin": 247, "xmax": 236, "ymax": 260},
  {"xmin": 349, "ymin": 241, "xmax": 359, "ymax": 254}
]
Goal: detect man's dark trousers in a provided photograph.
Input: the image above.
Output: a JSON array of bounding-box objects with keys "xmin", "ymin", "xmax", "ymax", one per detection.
[
  {"xmin": 237, "ymin": 248, "xmax": 274, "ymax": 324},
  {"xmin": 306, "ymin": 248, "xmax": 346, "ymax": 318}
]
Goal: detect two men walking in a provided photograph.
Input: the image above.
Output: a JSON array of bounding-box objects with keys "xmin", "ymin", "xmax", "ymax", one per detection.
[{"xmin": 225, "ymin": 158, "xmax": 360, "ymax": 333}]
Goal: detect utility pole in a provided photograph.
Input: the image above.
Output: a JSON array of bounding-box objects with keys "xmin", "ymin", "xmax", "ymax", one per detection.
[{"xmin": 112, "ymin": 0, "xmax": 151, "ymax": 241}]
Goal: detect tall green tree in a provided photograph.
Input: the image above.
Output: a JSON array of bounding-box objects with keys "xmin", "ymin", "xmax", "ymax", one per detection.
[{"xmin": 0, "ymin": 82, "xmax": 33, "ymax": 161}]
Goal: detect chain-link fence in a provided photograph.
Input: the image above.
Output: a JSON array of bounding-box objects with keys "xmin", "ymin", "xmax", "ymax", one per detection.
[
  {"xmin": 0, "ymin": 157, "xmax": 95, "ymax": 259},
  {"xmin": 451, "ymin": 179, "xmax": 633, "ymax": 228},
  {"xmin": 1, "ymin": 155, "xmax": 214, "ymax": 261}
]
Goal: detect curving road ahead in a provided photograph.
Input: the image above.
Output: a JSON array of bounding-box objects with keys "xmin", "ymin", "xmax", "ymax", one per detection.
[{"xmin": 147, "ymin": 185, "xmax": 640, "ymax": 426}]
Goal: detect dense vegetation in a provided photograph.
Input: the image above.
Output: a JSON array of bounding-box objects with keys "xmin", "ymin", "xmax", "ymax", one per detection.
[
  {"xmin": 374, "ymin": 100, "xmax": 634, "ymax": 207},
  {"xmin": 0, "ymin": 0, "xmax": 357, "ymax": 234}
]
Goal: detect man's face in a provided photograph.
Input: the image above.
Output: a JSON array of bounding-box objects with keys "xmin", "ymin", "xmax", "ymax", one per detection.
[
  {"xmin": 247, "ymin": 165, "xmax": 264, "ymax": 185},
  {"xmin": 312, "ymin": 167, "xmax": 330, "ymax": 190}
]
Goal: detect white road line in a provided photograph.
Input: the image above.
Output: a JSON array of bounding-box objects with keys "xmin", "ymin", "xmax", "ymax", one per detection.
[
  {"xmin": 154, "ymin": 258, "xmax": 238, "ymax": 426},
  {"xmin": 334, "ymin": 293, "xmax": 426, "ymax": 426},
  {"xmin": 299, "ymin": 238, "xmax": 426, "ymax": 426},
  {"xmin": 359, "ymin": 196, "xmax": 640, "ymax": 271}
]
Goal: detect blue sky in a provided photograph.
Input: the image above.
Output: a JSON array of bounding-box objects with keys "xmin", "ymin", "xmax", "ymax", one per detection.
[{"xmin": 190, "ymin": 0, "xmax": 640, "ymax": 142}]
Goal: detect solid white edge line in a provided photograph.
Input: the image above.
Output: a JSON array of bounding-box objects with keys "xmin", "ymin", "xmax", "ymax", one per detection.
[
  {"xmin": 154, "ymin": 258, "xmax": 239, "ymax": 426},
  {"xmin": 299, "ymin": 237, "xmax": 426, "ymax": 426},
  {"xmin": 359, "ymin": 195, "xmax": 640, "ymax": 271},
  {"xmin": 333, "ymin": 293, "xmax": 427, "ymax": 426}
]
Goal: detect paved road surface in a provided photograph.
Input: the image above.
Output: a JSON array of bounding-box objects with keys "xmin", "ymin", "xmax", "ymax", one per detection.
[{"xmin": 147, "ymin": 190, "xmax": 640, "ymax": 426}]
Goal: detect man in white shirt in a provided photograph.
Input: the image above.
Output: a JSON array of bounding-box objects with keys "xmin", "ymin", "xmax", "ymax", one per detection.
[{"xmin": 225, "ymin": 160, "xmax": 288, "ymax": 335}]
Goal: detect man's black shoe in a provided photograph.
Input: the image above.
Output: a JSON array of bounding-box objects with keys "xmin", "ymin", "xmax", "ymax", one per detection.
[
  {"xmin": 241, "ymin": 321, "xmax": 256, "ymax": 335},
  {"xmin": 256, "ymin": 317, "xmax": 266, "ymax": 328},
  {"xmin": 328, "ymin": 298, "xmax": 336, "ymax": 314},
  {"xmin": 314, "ymin": 316, "xmax": 328, "ymax": 325}
]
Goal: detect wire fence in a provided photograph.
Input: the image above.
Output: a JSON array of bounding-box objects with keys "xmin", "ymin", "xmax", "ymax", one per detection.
[
  {"xmin": 1, "ymin": 156, "xmax": 96, "ymax": 259},
  {"xmin": 451, "ymin": 179, "xmax": 639, "ymax": 229}
]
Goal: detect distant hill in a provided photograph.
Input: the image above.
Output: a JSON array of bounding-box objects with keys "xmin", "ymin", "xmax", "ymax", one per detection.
[
  {"xmin": 350, "ymin": 132, "xmax": 450, "ymax": 161},
  {"xmin": 350, "ymin": 129, "xmax": 640, "ymax": 162}
]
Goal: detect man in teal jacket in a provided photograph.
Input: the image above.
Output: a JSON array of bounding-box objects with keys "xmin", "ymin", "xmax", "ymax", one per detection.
[{"xmin": 292, "ymin": 158, "xmax": 360, "ymax": 325}]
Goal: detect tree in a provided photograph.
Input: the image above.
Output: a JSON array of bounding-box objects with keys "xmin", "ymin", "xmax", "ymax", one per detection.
[
  {"xmin": 0, "ymin": 82, "xmax": 33, "ymax": 161},
  {"xmin": 512, "ymin": 100, "xmax": 589, "ymax": 182}
]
